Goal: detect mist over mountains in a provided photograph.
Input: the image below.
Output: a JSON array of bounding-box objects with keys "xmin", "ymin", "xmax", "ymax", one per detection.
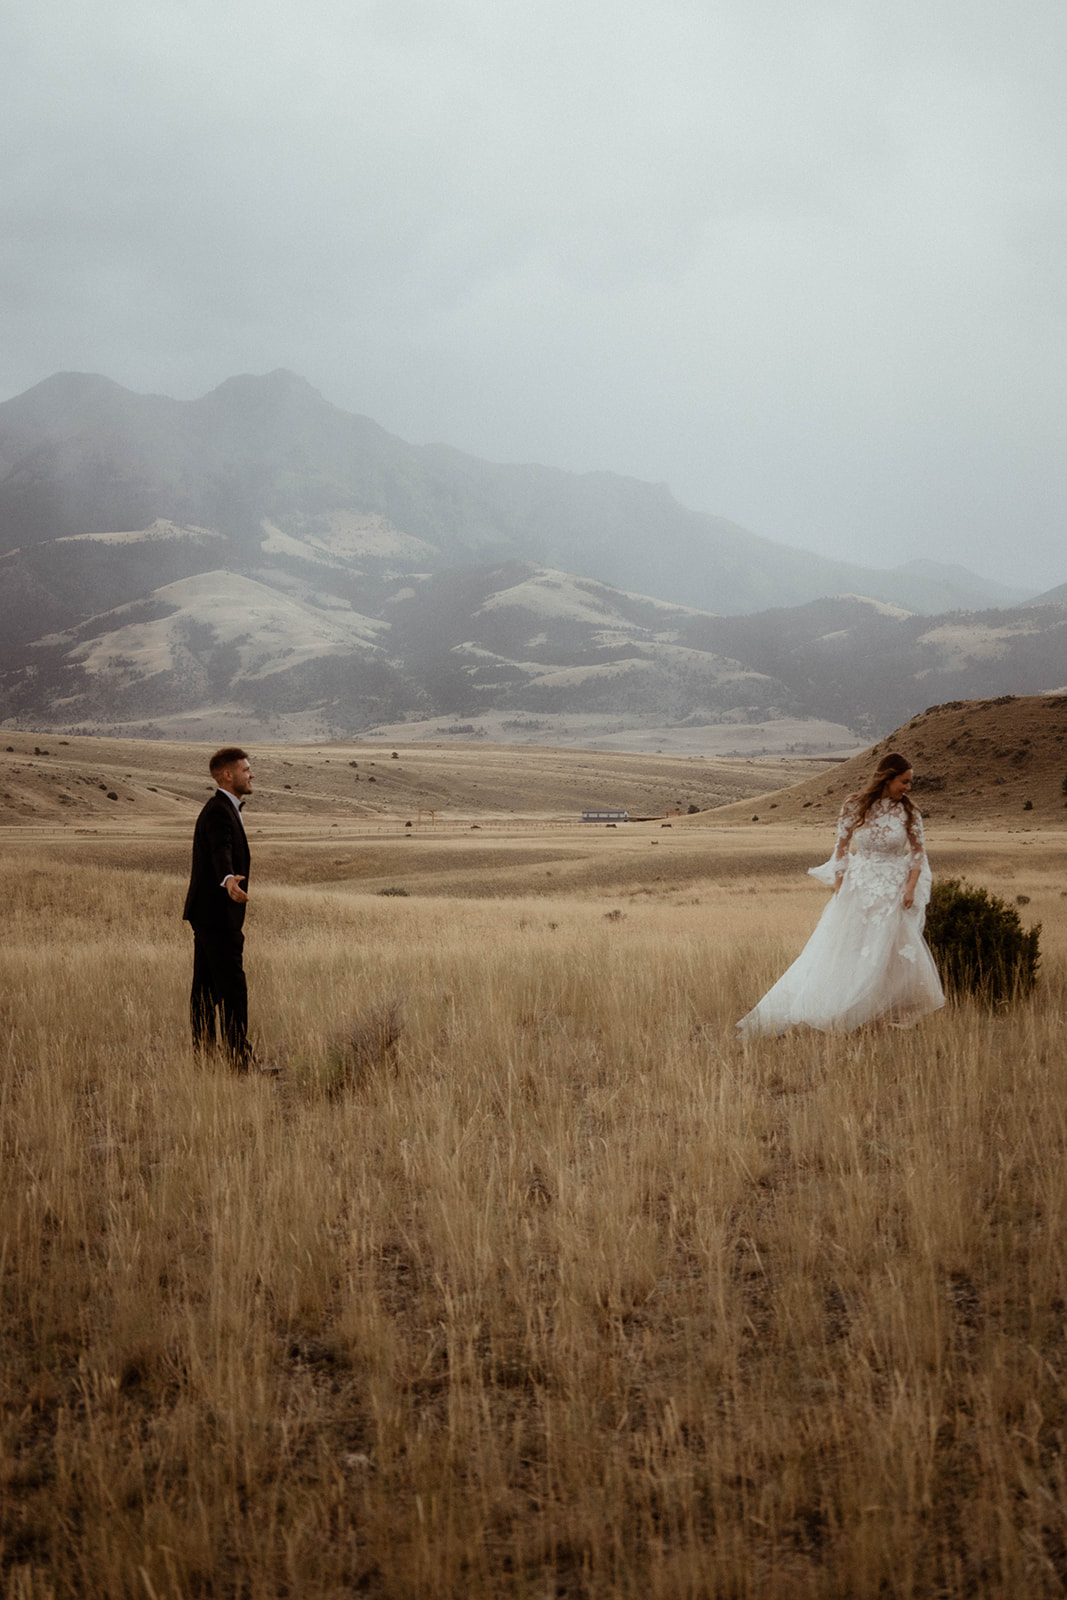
[{"xmin": 0, "ymin": 370, "xmax": 1062, "ymax": 745}]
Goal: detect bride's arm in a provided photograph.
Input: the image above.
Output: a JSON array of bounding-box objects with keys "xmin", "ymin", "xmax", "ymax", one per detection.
[
  {"xmin": 832, "ymin": 799, "xmax": 857, "ymax": 893},
  {"xmin": 903, "ymin": 810, "xmax": 927, "ymax": 909}
]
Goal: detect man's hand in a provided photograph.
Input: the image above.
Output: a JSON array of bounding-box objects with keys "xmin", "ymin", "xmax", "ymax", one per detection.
[{"xmin": 224, "ymin": 874, "xmax": 249, "ymax": 904}]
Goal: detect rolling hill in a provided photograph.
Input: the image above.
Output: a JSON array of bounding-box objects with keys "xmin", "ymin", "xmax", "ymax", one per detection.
[
  {"xmin": 698, "ymin": 693, "xmax": 1067, "ymax": 827},
  {"xmin": 0, "ymin": 728, "xmax": 820, "ymax": 829},
  {"xmin": 1, "ymin": 537, "xmax": 1065, "ymax": 743}
]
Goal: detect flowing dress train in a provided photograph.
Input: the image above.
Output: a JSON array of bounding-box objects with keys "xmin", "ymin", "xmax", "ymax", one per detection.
[{"xmin": 737, "ymin": 797, "xmax": 946, "ymax": 1036}]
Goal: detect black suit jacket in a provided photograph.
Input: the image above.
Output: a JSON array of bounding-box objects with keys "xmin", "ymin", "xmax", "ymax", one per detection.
[{"xmin": 182, "ymin": 791, "xmax": 251, "ymax": 932}]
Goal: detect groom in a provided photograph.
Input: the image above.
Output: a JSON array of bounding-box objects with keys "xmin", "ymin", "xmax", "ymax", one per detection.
[{"xmin": 183, "ymin": 746, "xmax": 255, "ymax": 1071}]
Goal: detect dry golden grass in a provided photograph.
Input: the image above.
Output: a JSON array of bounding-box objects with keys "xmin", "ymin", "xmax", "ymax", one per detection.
[{"xmin": 2, "ymin": 828, "xmax": 1066, "ymax": 1598}]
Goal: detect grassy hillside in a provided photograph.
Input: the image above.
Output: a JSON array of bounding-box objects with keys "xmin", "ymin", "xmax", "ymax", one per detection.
[{"xmin": 697, "ymin": 693, "xmax": 1067, "ymax": 828}]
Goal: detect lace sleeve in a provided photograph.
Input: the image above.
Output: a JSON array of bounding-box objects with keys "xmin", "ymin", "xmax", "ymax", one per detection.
[
  {"xmin": 834, "ymin": 799, "xmax": 858, "ymax": 879},
  {"xmin": 909, "ymin": 808, "xmax": 927, "ymax": 872}
]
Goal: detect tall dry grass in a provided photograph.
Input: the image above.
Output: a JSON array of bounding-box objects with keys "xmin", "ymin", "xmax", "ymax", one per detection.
[{"xmin": 1, "ymin": 849, "xmax": 1066, "ymax": 1598}]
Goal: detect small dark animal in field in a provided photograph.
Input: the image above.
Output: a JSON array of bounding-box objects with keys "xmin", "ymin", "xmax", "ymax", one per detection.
[
  {"xmin": 522, "ymin": 1168, "xmax": 553, "ymax": 1209},
  {"xmin": 343, "ymin": 1000, "xmax": 402, "ymax": 1073},
  {"xmin": 320, "ymin": 1000, "xmax": 403, "ymax": 1097}
]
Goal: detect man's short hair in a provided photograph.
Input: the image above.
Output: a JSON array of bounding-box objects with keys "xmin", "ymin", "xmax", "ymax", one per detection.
[{"xmin": 209, "ymin": 746, "xmax": 248, "ymax": 777}]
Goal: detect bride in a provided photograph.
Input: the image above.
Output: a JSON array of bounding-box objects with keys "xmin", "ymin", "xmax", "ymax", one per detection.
[{"xmin": 738, "ymin": 752, "xmax": 946, "ymax": 1036}]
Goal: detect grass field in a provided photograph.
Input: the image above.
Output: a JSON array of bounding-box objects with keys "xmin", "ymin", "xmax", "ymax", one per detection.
[{"xmin": 2, "ymin": 815, "xmax": 1066, "ymax": 1598}]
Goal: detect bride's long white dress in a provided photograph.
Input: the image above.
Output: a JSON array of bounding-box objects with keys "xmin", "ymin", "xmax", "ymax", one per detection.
[{"xmin": 737, "ymin": 797, "xmax": 946, "ymax": 1036}]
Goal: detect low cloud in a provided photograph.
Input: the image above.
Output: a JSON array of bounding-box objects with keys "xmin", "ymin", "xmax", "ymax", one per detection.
[{"xmin": 2, "ymin": 0, "xmax": 1065, "ymax": 589}]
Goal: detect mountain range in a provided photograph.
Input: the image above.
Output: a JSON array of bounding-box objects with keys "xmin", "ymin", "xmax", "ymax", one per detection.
[{"xmin": 0, "ymin": 370, "xmax": 1063, "ymax": 744}]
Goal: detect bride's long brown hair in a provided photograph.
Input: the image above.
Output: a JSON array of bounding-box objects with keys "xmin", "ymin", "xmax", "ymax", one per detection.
[{"xmin": 848, "ymin": 751, "xmax": 920, "ymax": 846}]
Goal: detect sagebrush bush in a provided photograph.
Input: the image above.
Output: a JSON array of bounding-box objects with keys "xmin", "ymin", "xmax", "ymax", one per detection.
[{"xmin": 926, "ymin": 877, "xmax": 1040, "ymax": 1002}]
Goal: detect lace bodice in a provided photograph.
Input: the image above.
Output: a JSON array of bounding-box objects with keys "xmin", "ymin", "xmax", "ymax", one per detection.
[{"xmin": 834, "ymin": 796, "xmax": 926, "ymax": 877}]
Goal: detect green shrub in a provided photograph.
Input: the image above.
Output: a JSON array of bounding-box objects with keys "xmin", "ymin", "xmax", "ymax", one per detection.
[{"xmin": 925, "ymin": 878, "xmax": 1040, "ymax": 1003}]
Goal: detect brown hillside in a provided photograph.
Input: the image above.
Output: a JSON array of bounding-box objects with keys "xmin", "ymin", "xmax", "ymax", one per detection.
[
  {"xmin": 695, "ymin": 694, "xmax": 1067, "ymax": 827},
  {"xmin": 0, "ymin": 732, "xmax": 822, "ymax": 828}
]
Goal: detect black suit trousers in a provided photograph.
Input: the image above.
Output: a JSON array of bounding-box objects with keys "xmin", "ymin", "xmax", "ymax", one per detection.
[{"xmin": 190, "ymin": 922, "xmax": 250, "ymax": 1068}]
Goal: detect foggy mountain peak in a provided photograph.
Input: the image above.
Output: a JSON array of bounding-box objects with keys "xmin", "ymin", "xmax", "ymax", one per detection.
[
  {"xmin": 202, "ymin": 370, "xmax": 330, "ymax": 410},
  {"xmin": 0, "ymin": 372, "xmax": 1048, "ymax": 615}
]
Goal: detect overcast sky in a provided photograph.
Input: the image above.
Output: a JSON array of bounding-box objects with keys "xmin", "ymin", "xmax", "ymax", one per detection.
[{"xmin": 3, "ymin": 0, "xmax": 1066, "ymax": 591}]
